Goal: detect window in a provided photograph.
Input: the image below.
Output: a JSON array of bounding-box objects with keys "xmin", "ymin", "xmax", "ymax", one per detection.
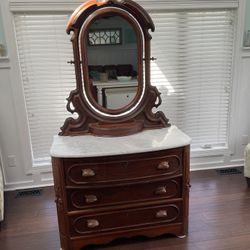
[
  {"xmin": 14, "ymin": 14, "xmax": 75, "ymax": 166},
  {"xmin": 243, "ymin": 0, "xmax": 250, "ymax": 47},
  {"xmin": 88, "ymin": 29, "xmax": 121, "ymax": 45},
  {"xmin": 14, "ymin": 8, "xmax": 236, "ymax": 166},
  {"xmin": 0, "ymin": 6, "xmax": 7, "ymax": 57},
  {"xmin": 150, "ymin": 9, "xmax": 235, "ymax": 150}
]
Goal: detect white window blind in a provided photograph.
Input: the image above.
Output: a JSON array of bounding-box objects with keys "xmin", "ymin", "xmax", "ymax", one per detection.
[
  {"xmin": 14, "ymin": 9, "xmax": 235, "ymax": 167},
  {"xmin": 14, "ymin": 14, "xmax": 75, "ymax": 166},
  {"xmin": 150, "ymin": 9, "xmax": 235, "ymax": 150}
]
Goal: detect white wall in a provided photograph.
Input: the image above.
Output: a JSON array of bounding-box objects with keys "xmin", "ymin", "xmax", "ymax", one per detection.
[
  {"xmin": 0, "ymin": 0, "xmax": 55, "ymax": 190},
  {"xmin": 0, "ymin": 0, "xmax": 249, "ymax": 190},
  {"xmin": 0, "ymin": 6, "xmax": 7, "ymax": 56}
]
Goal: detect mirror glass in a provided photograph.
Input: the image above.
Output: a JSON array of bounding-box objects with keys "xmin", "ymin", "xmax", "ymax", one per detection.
[{"xmin": 86, "ymin": 14, "xmax": 138, "ymax": 110}]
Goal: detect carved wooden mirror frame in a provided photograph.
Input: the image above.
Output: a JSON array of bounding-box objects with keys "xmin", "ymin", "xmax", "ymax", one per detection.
[{"xmin": 60, "ymin": 0, "xmax": 170, "ymax": 136}]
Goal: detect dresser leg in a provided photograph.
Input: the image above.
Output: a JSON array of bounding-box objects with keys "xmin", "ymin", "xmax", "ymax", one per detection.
[{"xmin": 246, "ymin": 177, "xmax": 250, "ymax": 187}]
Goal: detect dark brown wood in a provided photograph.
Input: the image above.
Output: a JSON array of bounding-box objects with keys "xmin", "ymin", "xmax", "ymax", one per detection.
[
  {"xmin": 182, "ymin": 145, "xmax": 190, "ymax": 236},
  {"xmin": 52, "ymin": 145, "xmax": 189, "ymax": 250},
  {"xmin": 67, "ymin": 177, "xmax": 182, "ymax": 211},
  {"xmin": 52, "ymin": 157, "xmax": 71, "ymax": 250},
  {"xmin": 1, "ymin": 170, "xmax": 250, "ymax": 250},
  {"xmin": 59, "ymin": 0, "xmax": 170, "ymax": 137},
  {"xmin": 80, "ymin": 6, "xmax": 145, "ymax": 116},
  {"xmin": 88, "ymin": 120, "xmax": 144, "ymax": 137},
  {"xmin": 69, "ymin": 201, "xmax": 182, "ymax": 237},
  {"xmin": 246, "ymin": 177, "xmax": 250, "ymax": 187},
  {"xmin": 64, "ymin": 148, "xmax": 183, "ymax": 186}
]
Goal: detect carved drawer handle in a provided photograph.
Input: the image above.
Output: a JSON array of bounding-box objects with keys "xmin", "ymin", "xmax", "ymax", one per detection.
[
  {"xmin": 87, "ymin": 219, "xmax": 99, "ymax": 228},
  {"xmin": 82, "ymin": 168, "xmax": 95, "ymax": 177},
  {"xmin": 156, "ymin": 210, "xmax": 168, "ymax": 218},
  {"xmin": 155, "ymin": 186, "xmax": 167, "ymax": 195},
  {"xmin": 157, "ymin": 161, "xmax": 170, "ymax": 170},
  {"xmin": 85, "ymin": 195, "xmax": 98, "ymax": 204}
]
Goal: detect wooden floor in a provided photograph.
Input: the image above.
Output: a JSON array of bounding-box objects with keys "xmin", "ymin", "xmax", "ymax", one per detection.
[{"xmin": 0, "ymin": 170, "xmax": 250, "ymax": 250}]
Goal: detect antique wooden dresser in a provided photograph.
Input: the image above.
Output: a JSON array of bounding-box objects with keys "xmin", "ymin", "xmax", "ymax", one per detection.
[
  {"xmin": 51, "ymin": 126, "xmax": 191, "ymax": 250},
  {"xmin": 51, "ymin": 0, "xmax": 191, "ymax": 249}
]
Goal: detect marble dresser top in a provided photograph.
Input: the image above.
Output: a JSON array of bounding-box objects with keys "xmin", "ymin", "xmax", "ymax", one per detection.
[{"xmin": 50, "ymin": 125, "xmax": 191, "ymax": 158}]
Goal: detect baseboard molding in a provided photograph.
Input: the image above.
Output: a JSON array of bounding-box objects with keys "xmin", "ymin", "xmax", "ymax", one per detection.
[
  {"xmin": 4, "ymin": 181, "xmax": 54, "ymax": 191},
  {"xmin": 190, "ymin": 162, "xmax": 244, "ymax": 171}
]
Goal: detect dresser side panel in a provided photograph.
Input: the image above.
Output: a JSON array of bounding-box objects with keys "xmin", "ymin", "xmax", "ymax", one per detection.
[{"xmin": 52, "ymin": 157, "xmax": 71, "ymax": 250}]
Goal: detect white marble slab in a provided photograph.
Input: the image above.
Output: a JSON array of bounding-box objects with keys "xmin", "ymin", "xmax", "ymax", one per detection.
[{"xmin": 50, "ymin": 125, "xmax": 191, "ymax": 158}]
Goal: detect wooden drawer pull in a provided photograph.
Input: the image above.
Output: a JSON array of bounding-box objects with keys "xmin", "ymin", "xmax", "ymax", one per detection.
[
  {"xmin": 156, "ymin": 210, "xmax": 168, "ymax": 218},
  {"xmin": 85, "ymin": 195, "xmax": 98, "ymax": 204},
  {"xmin": 87, "ymin": 219, "xmax": 99, "ymax": 228},
  {"xmin": 155, "ymin": 186, "xmax": 167, "ymax": 195},
  {"xmin": 157, "ymin": 161, "xmax": 170, "ymax": 170},
  {"xmin": 82, "ymin": 168, "xmax": 95, "ymax": 177}
]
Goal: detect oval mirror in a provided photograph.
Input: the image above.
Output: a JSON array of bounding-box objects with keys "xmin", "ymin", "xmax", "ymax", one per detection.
[{"xmin": 83, "ymin": 13, "xmax": 142, "ymax": 113}]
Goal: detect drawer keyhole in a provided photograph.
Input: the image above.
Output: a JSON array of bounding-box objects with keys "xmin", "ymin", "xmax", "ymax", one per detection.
[{"xmin": 122, "ymin": 161, "xmax": 129, "ymax": 167}]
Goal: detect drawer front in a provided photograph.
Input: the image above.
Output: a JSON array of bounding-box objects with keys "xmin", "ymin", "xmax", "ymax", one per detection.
[
  {"xmin": 69, "ymin": 201, "xmax": 183, "ymax": 236},
  {"xmin": 65, "ymin": 150, "xmax": 183, "ymax": 185},
  {"xmin": 67, "ymin": 177, "xmax": 182, "ymax": 210}
]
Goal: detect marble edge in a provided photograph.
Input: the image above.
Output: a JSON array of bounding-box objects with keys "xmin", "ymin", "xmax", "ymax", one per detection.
[{"xmin": 50, "ymin": 126, "xmax": 191, "ymax": 158}]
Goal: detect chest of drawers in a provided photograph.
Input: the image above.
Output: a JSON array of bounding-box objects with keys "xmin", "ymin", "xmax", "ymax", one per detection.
[{"xmin": 51, "ymin": 126, "xmax": 191, "ymax": 250}]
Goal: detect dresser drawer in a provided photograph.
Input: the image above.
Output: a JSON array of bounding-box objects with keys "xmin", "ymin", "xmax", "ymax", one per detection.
[
  {"xmin": 64, "ymin": 149, "xmax": 183, "ymax": 185},
  {"xmin": 69, "ymin": 201, "xmax": 182, "ymax": 236},
  {"xmin": 67, "ymin": 177, "xmax": 182, "ymax": 211}
]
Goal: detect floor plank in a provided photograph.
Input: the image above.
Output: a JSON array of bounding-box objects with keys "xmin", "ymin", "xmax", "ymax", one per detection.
[{"xmin": 0, "ymin": 170, "xmax": 249, "ymax": 250}]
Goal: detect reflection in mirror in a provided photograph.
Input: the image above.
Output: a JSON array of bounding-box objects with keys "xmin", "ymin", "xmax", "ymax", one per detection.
[{"xmin": 86, "ymin": 14, "xmax": 138, "ymax": 110}]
